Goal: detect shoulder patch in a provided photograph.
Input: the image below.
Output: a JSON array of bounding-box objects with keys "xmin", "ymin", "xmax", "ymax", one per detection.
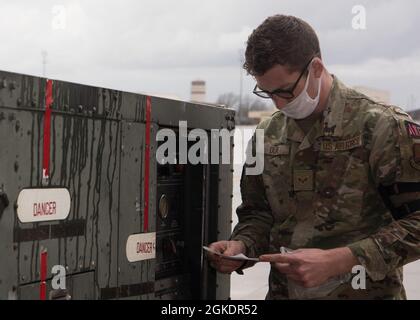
[
  {"xmin": 405, "ymin": 121, "xmax": 420, "ymax": 138},
  {"xmin": 411, "ymin": 143, "xmax": 420, "ymax": 170},
  {"xmin": 413, "ymin": 144, "xmax": 420, "ymax": 163}
]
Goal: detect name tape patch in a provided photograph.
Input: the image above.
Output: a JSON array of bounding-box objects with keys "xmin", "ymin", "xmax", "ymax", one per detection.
[
  {"xmin": 264, "ymin": 143, "xmax": 289, "ymax": 156},
  {"xmin": 320, "ymin": 135, "xmax": 363, "ymax": 152}
]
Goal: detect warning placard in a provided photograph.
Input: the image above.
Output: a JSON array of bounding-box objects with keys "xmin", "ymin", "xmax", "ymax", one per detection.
[
  {"xmin": 17, "ymin": 188, "xmax": 71, "ymax": 223},
  {"xmin": 126, "ymin": 232, "xmax": 156, "ymax": 262}
]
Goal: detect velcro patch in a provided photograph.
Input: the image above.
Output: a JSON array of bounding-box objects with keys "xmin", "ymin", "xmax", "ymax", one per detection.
[
  {"xmin": 405, "ymin": 121, "xmax": 420, "ymax": 138},
  {"xmin": 320, "ymin": 135, "xmax": 363, "ymax": 152}
]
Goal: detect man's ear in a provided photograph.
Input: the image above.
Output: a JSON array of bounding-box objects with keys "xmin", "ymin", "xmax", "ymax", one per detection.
[{"xmin": 312, "ymin": 58, "xmax": 324, "ymax": 78}]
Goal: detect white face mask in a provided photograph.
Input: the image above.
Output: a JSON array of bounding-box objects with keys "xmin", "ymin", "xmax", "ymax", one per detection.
[{"xmin": 279, "ymin": 62, "xmax": 322, "ymax": 120}]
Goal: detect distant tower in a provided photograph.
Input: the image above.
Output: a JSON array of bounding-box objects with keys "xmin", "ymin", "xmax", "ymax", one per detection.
[{"xmin": 191, "ymin": 80, "xmax": 206, "ymax": 103}]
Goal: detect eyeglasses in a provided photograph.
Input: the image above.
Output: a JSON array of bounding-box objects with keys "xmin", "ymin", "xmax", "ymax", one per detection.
[{"xmin": 253, "ymin": 57, "xmax": 314, "ymax": 100}]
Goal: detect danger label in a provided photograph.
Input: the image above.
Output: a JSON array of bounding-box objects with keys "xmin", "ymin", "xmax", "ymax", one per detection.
[
  {"xmin": 17, "ymin": 188, "xmax": 71, "ymax": 223},
  {"xmin": 126, "ymin": 232, "xmax": 156, "ymax": 262},
  {"xmin": 136, "ymin": 241, "xmax": 155, "ymax": 254},
  {"xmin": 33, "ymin": 201, "xmax": 57, "ymax": 217}
]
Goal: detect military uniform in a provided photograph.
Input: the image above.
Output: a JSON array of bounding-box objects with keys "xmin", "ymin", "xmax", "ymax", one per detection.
[{"xmin": 230, "ymin": 76, "xmax": 420, "ymax": 299}]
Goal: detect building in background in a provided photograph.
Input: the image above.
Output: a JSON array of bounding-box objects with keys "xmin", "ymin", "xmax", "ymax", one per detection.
[
  {"xmin": 191, "ymin": 80, "xmax": 206, "ymax": 103},
  {"xmin": 352, "ymin": 86, "xmax": 390, "ymax": 104}
]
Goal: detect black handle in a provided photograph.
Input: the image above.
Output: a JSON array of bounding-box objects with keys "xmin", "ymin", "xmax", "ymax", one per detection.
[
  {"xmin": 49, "ymin": 289, "xmax": 72, "ymax": 300},
  {"xmin": 0, "ymin": 191, "xmax": 9, "ymax": 219}
]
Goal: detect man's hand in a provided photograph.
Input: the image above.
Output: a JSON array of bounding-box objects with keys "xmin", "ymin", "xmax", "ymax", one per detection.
[
  {"xmin": 207, "ymin": 240, "xmax": 246, "ymax": 274},
  {"xmin": 259, "ymin": 247, "xmax": 359, "ymax": 288}
]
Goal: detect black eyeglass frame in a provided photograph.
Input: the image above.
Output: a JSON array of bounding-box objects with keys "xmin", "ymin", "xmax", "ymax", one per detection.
[{"xmin": 253, "ymin": 57, "xmax": 315, "ymax": 100}]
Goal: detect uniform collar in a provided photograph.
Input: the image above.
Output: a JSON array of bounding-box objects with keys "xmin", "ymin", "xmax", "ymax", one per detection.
[
  {"xmin": 321, "ymin": 75, "xmax": 346, "ymax": 138},
  {"xmin": 286, "ymin": 118, "xmax": 306, "ymax": 143}
]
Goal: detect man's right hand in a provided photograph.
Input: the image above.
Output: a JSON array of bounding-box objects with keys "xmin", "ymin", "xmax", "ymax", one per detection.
[{"xmin": 207, "ymin": 240, "xmax": 246, "ymax": 274}]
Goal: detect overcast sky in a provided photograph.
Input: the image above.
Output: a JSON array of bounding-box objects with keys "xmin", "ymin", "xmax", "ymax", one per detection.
[{"xmin": 0, "ymin": 0, "xmax": 419, "ymax": 110}]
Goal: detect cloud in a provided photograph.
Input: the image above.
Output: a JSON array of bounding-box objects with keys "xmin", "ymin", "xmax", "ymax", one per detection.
[
  {"xmin": 0, "ymin": 0, "xmax": 418, "ymax": 107},
  {"xmin": 331, "ymin": 51, "xmax": 420, "ymax": 79},
  {"xmin": 330, "ymin": 50, "xmax": 420, "ymax": 110},
  {"xmin": 320, "ymin": 0, "xmax": 420, "ymax": 65}
]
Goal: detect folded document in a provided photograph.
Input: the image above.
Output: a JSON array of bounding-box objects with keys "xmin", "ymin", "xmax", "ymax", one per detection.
[{"xmin": 202, "ymin": 246, "xmax": 260, "ymax": 262}]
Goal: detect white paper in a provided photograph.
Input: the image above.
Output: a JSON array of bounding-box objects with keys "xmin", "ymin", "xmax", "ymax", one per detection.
[{"xmin": 203, "ymin": 246, "xmax": 260, "ymax": 262}]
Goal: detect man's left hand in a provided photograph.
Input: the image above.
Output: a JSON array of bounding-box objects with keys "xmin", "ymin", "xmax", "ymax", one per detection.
[{"xmin": 259, "ymin": 247, "xmax": 359, "ymax": 288}]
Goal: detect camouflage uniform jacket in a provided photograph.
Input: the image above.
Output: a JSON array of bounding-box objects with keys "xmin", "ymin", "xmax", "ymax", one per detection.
[{"xmin": 231, "ymin": 76, "xmax": 420, "ymax": 299}]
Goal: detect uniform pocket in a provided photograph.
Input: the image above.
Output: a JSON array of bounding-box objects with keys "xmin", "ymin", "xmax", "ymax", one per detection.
[
  {"xmin": 315, "ymin": 147, "xmax": 369, "ymax": 229},
  {"xmin": 262, "ymin": 149, "xmax": 294, "ymax": 223}
]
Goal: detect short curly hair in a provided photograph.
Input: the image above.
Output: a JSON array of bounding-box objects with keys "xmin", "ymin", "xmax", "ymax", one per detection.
[{"xmin": 244, "ymin": 15, "xmax": 321, "ymax": 76}]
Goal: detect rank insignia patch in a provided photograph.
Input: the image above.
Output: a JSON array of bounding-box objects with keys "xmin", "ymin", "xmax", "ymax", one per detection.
[{"xmin": 293, "ymin": 170, "xmax": 314, "ymax": 191}]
